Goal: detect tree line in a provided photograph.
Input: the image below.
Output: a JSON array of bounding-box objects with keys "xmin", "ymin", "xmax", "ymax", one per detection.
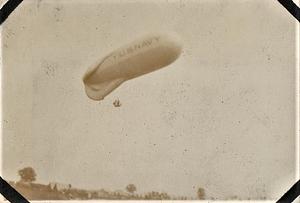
[{"xmin": 13, "ymin": 166, "xmax": 206, "ymax": 200}]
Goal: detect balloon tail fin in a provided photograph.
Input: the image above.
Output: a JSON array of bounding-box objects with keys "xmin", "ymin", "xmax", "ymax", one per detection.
[{"xmin": 84, "ymin": 78, "xmax": 125, "ymax": 101}]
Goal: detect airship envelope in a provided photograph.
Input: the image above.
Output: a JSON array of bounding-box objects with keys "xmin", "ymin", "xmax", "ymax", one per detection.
[{"xmin": 83, "ymin": 33, "xmax": 183, "ymax": 101}]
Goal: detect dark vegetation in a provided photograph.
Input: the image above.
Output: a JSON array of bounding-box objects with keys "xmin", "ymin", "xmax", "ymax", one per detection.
[{"xmin": 9, "ymin": 167, "xmax": 205, "ymax": 200}]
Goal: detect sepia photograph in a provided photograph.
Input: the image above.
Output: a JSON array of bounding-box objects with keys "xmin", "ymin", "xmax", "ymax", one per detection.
[{"xmin": 0, "ymin": 0, "xmax": 299, "ymax": 201}]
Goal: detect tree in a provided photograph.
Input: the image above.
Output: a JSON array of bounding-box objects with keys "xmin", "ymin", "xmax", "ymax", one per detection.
[
  {"xmin": 126, "ymin": 184, "xmax": 137, "ymax": 194},
  {"xmin": 197, "ymin": 187, "xmax": 205, "ymax": 200},
  {"xmin": 18, "ymin": 167, "xmax": 36, "ymax": 183}
]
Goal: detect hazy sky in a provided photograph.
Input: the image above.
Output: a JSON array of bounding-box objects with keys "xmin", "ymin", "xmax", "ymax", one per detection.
[{"xmin": 1, "ymin": 0, "xmax": 297, "ymax": 200}]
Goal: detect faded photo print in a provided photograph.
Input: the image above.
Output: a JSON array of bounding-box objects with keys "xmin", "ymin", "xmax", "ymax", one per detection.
[{"xmin": 1, "ymin": 0, "xmax": 298, "ymax": 201}]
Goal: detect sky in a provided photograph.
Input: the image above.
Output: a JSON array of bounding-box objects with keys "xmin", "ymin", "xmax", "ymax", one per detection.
[{"xmin": 1, "ymin": 0, "xmax": 298, "ymax": 200}]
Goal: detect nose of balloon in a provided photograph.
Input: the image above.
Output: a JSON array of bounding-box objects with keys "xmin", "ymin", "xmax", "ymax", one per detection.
[{"xmin": 162, "ymin": 32, "xmax": 183, "ymax": 59}]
